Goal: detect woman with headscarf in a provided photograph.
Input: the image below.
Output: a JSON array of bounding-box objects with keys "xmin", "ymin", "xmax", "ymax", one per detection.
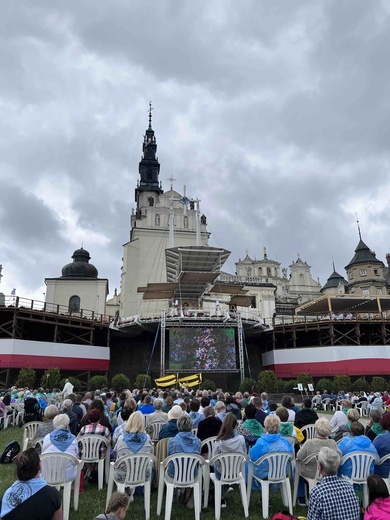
[
  {"xmin": 42, "ymin": 414, "xmax": 78, "ymax": 482},
  {"xmin": 0, "ymin": 448, "xmax": 62, "ymax": 519}
]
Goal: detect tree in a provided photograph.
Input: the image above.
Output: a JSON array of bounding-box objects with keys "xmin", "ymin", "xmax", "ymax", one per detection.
[
  {"xmin": 258, "ymin": 370, "xmax": 279, "ymax": 393},
  {"xmin": 296, "ymin": 373, "xmax": 313, "ymax": 388},
  {"xmin": 279, "ymin": 379, "xmax": 297, "ymax": 393},
  {"xmin": 315, "ymin": 378, "xmax": 333, "ymax": 393},
  {"xmin": 239, "ymin": 378, "xmax": 259, "ymax": 394},
  {"xmin": 41, "ymin": 368, "xmax": 61, "ymax": 389},
  {"xmin": 333, "ymin": 375, "xmax": 351, "ymax": 392},
  {"xmin": 88, "ymin": 375, "xmax": 108, "ymax": 391},
  {"xmin": 134, "ymin": 373, "xmax": 151, "ymax": 389},
  {"xmin": 199, "ymin": 379, "xmax": 216, "ymax": 391},
  {"xmin": 351, "ymin": 378, "xmax": 370, "ymax": 393},
  {"xmin": 16, "ymin": 368, "xmax": 36, "ymax": 389},
  {"xmin": 371, "ymin": 376, "xmax": 387, "ymax": 393},
  {"xmin": 111, "ymin": 374, "xmax": 130, "ymax": 392}
]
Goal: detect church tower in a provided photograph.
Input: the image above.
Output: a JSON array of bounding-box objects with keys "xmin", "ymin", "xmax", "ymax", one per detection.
[{"xmin": 120, "ymin": 107, "xmax": 210, "ymax": 317}]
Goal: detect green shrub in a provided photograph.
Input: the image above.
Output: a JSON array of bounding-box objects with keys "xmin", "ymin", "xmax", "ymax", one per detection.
[
  {"xmin": 333, "ymin": 375, "xmax": 351, "ymax": 392},
  {"xmin": 16, "ymin": 368, "xmax": 36, "ymax": 389},
  {"xmin": 351, "ymin": 377, "xmax": 370, "ymax": 393},
  {"xmin": 239, "ymin": 377, "xmax": 258, "ymax": 394},
  {"xmin": 296, "ymin": 373, "xmax": 313, "ymax": 387},
  {"xmin": 258, "ymin": 370, "xmax": 279, "ymax": 393},
  {"xmin": 134, "ymin": 374, "xmax": 152, "ymax": 389},
  {"xmin": 371, "ymin": 376, "xmax": 387, "ymax": 393},
  {"xmin": 111, "ymin": 373, "xmax": 130, "ymax": 392},
  {"xmin": 88, "ymin": 375, "xmax": 108, "ymax": 391},
  {"xmin": 41, "ymin": 368, "xmax": 61, "ymax": 389},
  {"xmin": 315, "ymin": 378, "xmax": 333, "ymax": 393},
  {"xmin": 199, "ymin": 379, "xmax": 216, "ymax": 391},
  {"xmin": 279, "ymin": 379, "xmax": 297, "ymax": 393}
]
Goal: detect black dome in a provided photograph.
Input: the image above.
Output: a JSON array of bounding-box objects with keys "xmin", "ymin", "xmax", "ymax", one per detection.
[{"xmin": 61, "ymin": 247, "xmax": 98, "ymax": 278}]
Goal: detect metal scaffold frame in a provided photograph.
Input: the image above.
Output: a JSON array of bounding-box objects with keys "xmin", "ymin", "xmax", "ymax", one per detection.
[{"xmin": 159, "ymin": 310, "xmax": 245, "ymax": 381}]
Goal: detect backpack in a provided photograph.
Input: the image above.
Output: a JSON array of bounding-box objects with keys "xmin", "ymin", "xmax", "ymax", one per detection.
[{"xmin": 0, "ymin": 440, "xmax": 21, "ymax": 463}]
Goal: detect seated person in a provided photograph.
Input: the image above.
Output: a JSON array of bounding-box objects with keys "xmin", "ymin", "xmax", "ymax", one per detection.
[
  {"xmin": 167, "ymin": 415, "xmax": 201, "ymax": 477},
  {"xmin": 93, "ymin": 491, "xmax": 129, "ymax": 520},
  {"xmin": 237, "ymin": 404, "xmax": 263, "ymax": 437},
  {"xmin": 294, "ymin": 398, "xmax": 319, "ymax": 431},
  {"xmin": 275, "ymin": 406, "xmax": 304, "ymax": 443},
  {"xmin": 365, "ymin": 410, "xmax": 385, "ymax": 441},
  {"xmin": 188, "ymin": 399, "xmax": 205, "ymax": 428},
  {"xmin": 338, "ymin": 422, "xmax": 378, "ymax": 478},
  {"xmin": 364, "ymin": 474, "xmax": 390, "ymax": 520},
  {"xmin": 373, "ymin": 412, "xmax": 390, "ymax": 478},
  {"xmin": 158, "ymin": 405, "xmax": 183, "ymax": 440},
  {"xmin": 0, "ymin": 448, "xmax": 62, "ymax": 520},
  {"xmin": 249, "ymin": 415, "xmax": 293, "ymax": 490}
]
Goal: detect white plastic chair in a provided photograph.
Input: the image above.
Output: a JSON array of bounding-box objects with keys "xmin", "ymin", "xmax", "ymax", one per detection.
[
  {"xmin": 200, "ymin": 436, "xmax": 217, "ymax": 458},
  {"xmin": 357, "ymin": 401, "xmax": 368, "ymax": 417},
  {"xmin": 321, "ymin": 398, "xmax": 331, "ymax": 411},
  {"xmin": 149, "ymin": 421, "xmax": 166, "ymax": 443},
  {"xmin": 157, "ymin": 453, "xmax": 205, "ymax": 520},
  {"xmin": 293, "ymin": 451, "xmax": 321, "ymax": 505},
  {"xmin": 12, "ymin": 403, "xmax": 25, "ymax": 426},
  {"xmin": 106, "ymin": 453, "xmax": 156, "ymax": 519},
  {"xmin": 191, "ymin": 427, "xmax": 198, "ymax": 437},
  {"xmin": 33, "ymin": 437, "xmax": 45, "ymax": 454},
  {"xmin": 340, "ymin": 450, "xmax": 379, "ymax": 508},
  {"xmin": 207, "ymin": 452, "xmax": 251, "ymax": 520},
  {"xmin": 249, "ymin": 451, "xmax": 294, "ymax": 519},
  {"xmin": 300, "ymin": 424, "xmax": 317, "ymax": 441},
  {"xmin": 77, "ymin": 434, "xmax": 111, "ymax": 490},
  {"xmin": 375, "ymin": 453, "xmax": 390, "ymax": 493},
  {"xmin": 22, "ymin": 421, "xmax": 43, "ymax": 450},
  {"xmin": 40, "ymin": 452, "xmax": 84, "ymax": 520}
]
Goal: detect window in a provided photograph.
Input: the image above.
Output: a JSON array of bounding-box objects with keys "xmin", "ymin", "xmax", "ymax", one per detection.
[
  {"xmin": 258, "ymin": 267, "xmax": 262, "ymax": 276},
  {"xmin": 377, "ymin": 288, "xmax": 383, "ymax": 295},
  {"xmin": 362, "ymin": 289, "xmax": 369, "ymax": 295},
  {"xmin": 374, "ymin": 269, "xmax": 379, "ymax": 276},
  {"xmin": 250, "ymin": 296, "xmax": 256, "ymax": 308},
  {"xmin": 155, "ymin": 214, "xmax": 160, "ymax": 226},
  {"xmin": 184, "ymin": 216, "xmax": 188, "ymax": 228},
  {"xmin": 349, "ymin": 272, "xmax": 354, "ymax": 280},
  {"xmin": 360, "ymin": 268, "xmax": 367, "ymax": 276},
  {"xmin": 69, "ymin": 295, "xmax": 80, "ymax": 313}
]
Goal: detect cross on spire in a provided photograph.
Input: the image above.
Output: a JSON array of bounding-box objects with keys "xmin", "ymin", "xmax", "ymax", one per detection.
[
  {"xmin": 356, "ymin": 213, "xmax": 362, "ymax": 240},
  {"xmin": 167, "ymin": 175, "xmax": 176, "ymax": 190},
  {"xmin": 148, "ymin": 101, "xmax": 153, "ymax": 129}
]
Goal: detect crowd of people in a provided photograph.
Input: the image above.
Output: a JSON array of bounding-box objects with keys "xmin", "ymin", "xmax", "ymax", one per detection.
[{"xmin": 0, "ymin": 383, "xmax": 389, "ymax": 519}]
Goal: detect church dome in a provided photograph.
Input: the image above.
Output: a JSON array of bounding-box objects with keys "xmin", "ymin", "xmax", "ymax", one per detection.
[{"xmin": 61, "ymin": 247, "xmax": 98, "ymax": 278}]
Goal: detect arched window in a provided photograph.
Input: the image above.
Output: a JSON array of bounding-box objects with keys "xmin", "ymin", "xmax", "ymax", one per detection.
[
  {"xmin": 69, "ymin": 295, "xmax": 80, "ymax": 313},
  {"xmin": 155, "ymin": 214, "xmax": 160, "ymax": 226},
  {"xmin": 267, "ymin": 267, "xmax": 271, "ymax": 277},
  {"xmin": 184, "ymin": 216, "xmax": 188, "ymax": 228}
]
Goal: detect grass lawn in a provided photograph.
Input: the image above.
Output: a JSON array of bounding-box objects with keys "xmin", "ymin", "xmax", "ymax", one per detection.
[{"xmin": 0, "ymin": 425, "xmax": 308, "ymax": 520}]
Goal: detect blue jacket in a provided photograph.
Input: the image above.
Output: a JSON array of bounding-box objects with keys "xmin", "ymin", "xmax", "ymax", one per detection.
[
  {"xmin": 338, "ymin": 435, "xmax": 378, "ymax": 478},
  {"xmin": 188, "ymin": 412, "xmax": 205, "ymax": 428},
  {"xmin": 249, "ymin": 433, "xmax": 293, "ymax": 489},
  {"xmin": 374, "ymin": 432, "xmax": 390, "ymax": 477},
  {"xmin": 167, "ymin": 432, "xmax": 201, "ymax": 477},
  {"xmin": 159, "ymin": 419, "xmax": 179, "ymax": 440}
]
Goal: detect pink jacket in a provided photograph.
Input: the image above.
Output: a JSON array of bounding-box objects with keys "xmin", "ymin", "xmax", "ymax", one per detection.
[{"xmin": 364, "ymin": 497, "xmax": 390, "ymax": 520}]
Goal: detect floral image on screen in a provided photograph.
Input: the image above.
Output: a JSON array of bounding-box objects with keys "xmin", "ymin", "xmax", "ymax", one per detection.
[{"xmin": 169, "ymin": 327, "xmax": 236, "ymax": 370}]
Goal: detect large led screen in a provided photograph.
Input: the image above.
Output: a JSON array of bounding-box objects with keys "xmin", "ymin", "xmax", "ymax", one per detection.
[{"xmin": 169, "ymin": 327, "xmax": 236, "ymax": 370}]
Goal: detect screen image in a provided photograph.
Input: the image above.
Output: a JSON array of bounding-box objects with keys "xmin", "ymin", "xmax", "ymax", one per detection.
[{"xmin": 169, "ymin": 327, "xmax": 236, "ymax": 370}]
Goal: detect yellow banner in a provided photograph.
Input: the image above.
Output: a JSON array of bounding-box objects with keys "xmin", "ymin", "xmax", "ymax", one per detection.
[
  {"xmin": 154, "ymin": 374, "xmax": 177, "ymax": 387},
  {"xmin": 178, "ymin": 373, "xmax": 203, "ymax": 387}
]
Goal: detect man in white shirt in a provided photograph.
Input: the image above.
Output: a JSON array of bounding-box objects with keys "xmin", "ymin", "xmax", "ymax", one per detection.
[{"xmin": 62, "ymin": 379, "xmax": 74, "ymax": 399}]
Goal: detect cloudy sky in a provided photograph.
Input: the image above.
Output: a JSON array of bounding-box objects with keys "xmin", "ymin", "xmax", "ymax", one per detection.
[{"xmin": 1, "ymin": 0, "xmax": 390, "ymax": 302}]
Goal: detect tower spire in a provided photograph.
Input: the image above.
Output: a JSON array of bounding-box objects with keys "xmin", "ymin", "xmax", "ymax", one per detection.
[
  {"xmin": 356, "ymin": 213, "xmax": 362, "ymax": 240},
  {"xmin": 148, "ymin": 101, "xmax": 153, "ymax": 129},
  {"xmin": 135, "ymin": 104, "xmax": 163, "ymax": 202}
]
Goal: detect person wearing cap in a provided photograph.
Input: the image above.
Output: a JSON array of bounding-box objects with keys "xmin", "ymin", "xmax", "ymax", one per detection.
[
  {"xmin": 373, "ymin": 412, "xmax": 390, "ymax": 478},
  {"xmin": 158, "ymin": 405, "xmax": 183, "ymax": 440}
]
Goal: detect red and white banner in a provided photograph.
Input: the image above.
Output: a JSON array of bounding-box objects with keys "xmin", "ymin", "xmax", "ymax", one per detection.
[
  {"xmin": 262, "ymin": 345, "xmax": 390, "ymax": 378},
  {"xmin": 0, "ymin": 339, "xmax": 110, "ymax": 371}
]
